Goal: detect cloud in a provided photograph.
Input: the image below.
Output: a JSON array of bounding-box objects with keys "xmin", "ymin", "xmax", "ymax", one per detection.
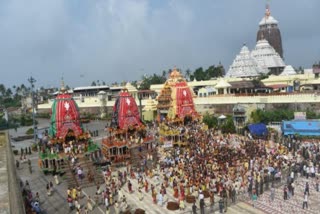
[{"xmin": 0, "ymin": 0, "xmax": 319, "ymax": 88}]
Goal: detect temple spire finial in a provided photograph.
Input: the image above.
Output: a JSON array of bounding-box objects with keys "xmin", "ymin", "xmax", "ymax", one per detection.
[
  {"xmin": 60, "ymin": 77, "xmax": 66, "ymax": 93},
  {"xmin": 265, "ymin": 2, "xmax": 271, "ymax": 18}
]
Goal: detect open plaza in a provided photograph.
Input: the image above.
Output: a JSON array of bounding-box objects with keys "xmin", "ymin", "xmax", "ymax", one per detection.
[
  {"xmin": 1, "ymin": 2, "xmax": 319, "ymax": 214},
  {"xmin": 5, "ymin": 68, "xmax": 320, "ymax": 214}
]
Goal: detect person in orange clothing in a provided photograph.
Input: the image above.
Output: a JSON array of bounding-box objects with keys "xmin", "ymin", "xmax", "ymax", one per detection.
[
  {"xmin": 38, "ymin": 159, "xmax": 43, "ymax": 169},
  {"xmin": 144, "ymin": 179, "xmax": 149, "ymax": 193},
  {"xmin": 152, "ymin": 189, "xmax": 157, "ymax": 204},
  {"xmin": 173, "ymin": 186, "xmax": 179, "ymax": 198}
]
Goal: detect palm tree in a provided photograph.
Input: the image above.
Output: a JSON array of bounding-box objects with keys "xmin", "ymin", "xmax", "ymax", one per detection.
[
  {"xmin": 185, "ymin": 69, "xmax": 191, "ymax": 80},
  {"xmin": 162, "ymin": 70, "xmax": 167, "ymax": 78},
  {"xmin": 5, "ymin": 88, "xmax": 13, "ymax": 97},
  {"xmin": 0, "ymin": 84, "xmax": 5, "ymax": 96}
]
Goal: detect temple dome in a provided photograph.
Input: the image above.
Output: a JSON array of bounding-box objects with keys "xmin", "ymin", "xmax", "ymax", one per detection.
[
  {"xmin": 280, "ymin": 65, "xmax": 296, "ymax": 76},
  {"xmin": 251, "ymin": 39, "xmax": 285, "ymax": 69},
  {"xmin": 170, "ymin": 68, "xmax": 182, "ymax": 79},
  {"xmin": 124, "ymin": 82, "xmax": 137, "ymax": 93},
  {"xmin": 49, "ymin": 88, "xmax": 83, "ymax": 139},
  {"xmin": 226, "ymin": 44, "xmax": 267, "ymax": 78},
  {"xmin": 259, "ymin": 15, "xmax": 278, "ymax": 26},
  {"xmin": 157, "ymin": 67, "xmax": 198, "ymax": 121},
  {"xmin": 259, "ymin": 5, "xmax": 278, "ymax": 26},
  {"xmin": 214, "ymin": 78, "xmax": 231, "ymax": 89},
  {"xmin": 110, "ymin": 89, "xmax": 142, "ymax": 129}
]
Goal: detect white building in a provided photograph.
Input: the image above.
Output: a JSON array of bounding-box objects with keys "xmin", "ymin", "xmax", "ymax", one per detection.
[
  {"xmin": 226, "ymin": 45, "xmax": 267, "ymax": 78},
  {"xmin": 251, "ymin": 39, "xmax": 285, "ymax": 75}
]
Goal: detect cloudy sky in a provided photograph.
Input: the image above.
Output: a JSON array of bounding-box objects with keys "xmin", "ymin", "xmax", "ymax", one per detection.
[{"xmin": 0, "ymin": 0, "xmax": 319, "ymax": 88}]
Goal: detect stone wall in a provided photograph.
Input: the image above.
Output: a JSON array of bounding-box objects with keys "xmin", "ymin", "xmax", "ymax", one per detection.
[
  {"xmin": 197, "ymin": 102, "xmax": 320, "ymax": 116},
  {"xmin": 0, "ymin": 131, "xmax": 25, "ymax": 214}
]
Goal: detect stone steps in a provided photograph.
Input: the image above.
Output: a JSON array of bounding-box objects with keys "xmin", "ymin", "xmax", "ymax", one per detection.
[{"xmin": 63, "ymin": 157, "xmax": 105, "ymax": 188}]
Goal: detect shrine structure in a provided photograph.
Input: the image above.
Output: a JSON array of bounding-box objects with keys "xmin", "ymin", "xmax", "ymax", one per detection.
[
  {"xmin": 102, "ymin": 88, "xmax": 155, "ymax": 167},
  {"xmin": 157, "ymin": 68, "xmax": 199, "ymax": 123},
  {"xmin": 39, "ymin": 82, "xmax": 101, "ymax": 188},
  {"xmin": 157, "ymin": 68, "xmax": 200, "ymax": 147}
]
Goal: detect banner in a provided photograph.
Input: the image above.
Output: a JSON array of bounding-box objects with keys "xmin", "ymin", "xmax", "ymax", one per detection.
[{"xmin": 294, "ymin": 112, "xmax": 306, "ymax": 120}]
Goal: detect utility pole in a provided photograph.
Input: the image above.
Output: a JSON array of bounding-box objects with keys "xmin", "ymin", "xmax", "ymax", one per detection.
[{"xmin": 28, "ymin": 76, "xmax": 37, "ymax": 145}]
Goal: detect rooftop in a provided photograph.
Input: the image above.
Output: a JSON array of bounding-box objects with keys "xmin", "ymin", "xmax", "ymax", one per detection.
[{"xmin": 280, "ymin": 65, "xmax": 297, "ymax": 76}]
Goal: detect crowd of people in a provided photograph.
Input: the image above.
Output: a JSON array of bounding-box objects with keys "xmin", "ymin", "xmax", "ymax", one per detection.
[
  {"xmin": 18, "ymin": 119, "xmax": 320, "ymax": 213},
  {"xmin": 153, "ymin": 121, "xmax": 290, "ymax": 212}
]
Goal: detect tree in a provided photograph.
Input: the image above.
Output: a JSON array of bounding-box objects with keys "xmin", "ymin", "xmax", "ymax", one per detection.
[
  {"xmin": 91, "ymin": 81, "xmax": 97, "ymax": 86},
  {"xmin": 0, "ymin": 84, "xmax": 5, "ymax": 96},
  {"xmin": 221, "ymin": 116, "xmax": 236, "ymax": 134},
  {"xmin": 131, "ymin": 80, "xmax": 138, "ymax": 88},
  {"xmin": 193, "ymin": 67, "xmax": 206, "ymax": 81},
  {"xmin": 139, "ymin": 73, "xmax": 166, "ymax": 90},
  {"xmin": 202, "ymin": 112, "xmax": 218, "ymax": 129},
  {"xmin": 162, "ymin": 70, "xmax": 167, "ymax": 78},
  {"xmin": 5, "ymin": 88, "xmax": 13, "ymax": 97},
  {"xmin": 250, "ymin": 109, "xmax": 294, "ymax": 124},
  {"xmin": 185, "ymin": 69, "xmax": 191, "ymax": 80}
]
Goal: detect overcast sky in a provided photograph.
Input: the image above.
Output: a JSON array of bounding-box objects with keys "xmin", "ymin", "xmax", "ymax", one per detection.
[{"xmin": 0, "ymin": 0, "xmax": 319, "ymax": 89}]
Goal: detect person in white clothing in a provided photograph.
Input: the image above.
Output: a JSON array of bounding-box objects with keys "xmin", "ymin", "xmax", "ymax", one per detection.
[
  {"xmin": 306, "ymin": 166, "xmax": 310, "ymax": 179},
  {"xmin": 302, "ymin": 193, "xmax": 308, "ymax": 209},
  {"xmin": 310, "ymin": 166, "xmax": 315, "ymax": 178}
]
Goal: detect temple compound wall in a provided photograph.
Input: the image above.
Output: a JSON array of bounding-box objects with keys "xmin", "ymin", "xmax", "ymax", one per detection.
[
  {"xmin": 202, "ymin": 102, "xmax": 320, "ymax": 116},
  {"xmin": 0, "ymin": 131, "xmax": 25, "ymax": 214}
]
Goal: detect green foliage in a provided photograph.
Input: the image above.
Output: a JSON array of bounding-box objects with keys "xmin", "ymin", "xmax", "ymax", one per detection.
[
  {"xmin": 0, "ymin": 117, "xmax": 9, "ymax": 130},
  {"xmin": 190, "ymin": 65, "xmax": 225, "ymax": 81},
  {"xmin": 139, "ymin": 73, "xmax": 166, "ymax": 90},
  {"xmin": 252, "ymin": 73, "xmax": 269, "ymax": 87},
  {"xmin": 20, "ymin": 114, "xmax": 35, "ymax": 126},
  {"xmin": 306, "ymin": 108, "xmax": 320, "ymax": 119},
  {"xmin": 220, "ymin": 116, "xmax": 236, "ymax": 134},
  {"xmin": 36, "ymin": 112, "xmax": 50, "ymax": 119},
  {"xmin": 26, "ymin": 128, "xmax": 34, "ymax": 135},
  {"xmin": 202, "ymin": 112, "xmax": 218, "ymax": 129},
  {"xmin": 251, "ymin": 109, "xmax": 294, "ymax": 124},
  {"xmin": 0, "ymin": 83, "xmax": 26, "ymax": 108},
  {"xmin": 251, "ymin": 108, "xmax": 320, "ymax": 124}
]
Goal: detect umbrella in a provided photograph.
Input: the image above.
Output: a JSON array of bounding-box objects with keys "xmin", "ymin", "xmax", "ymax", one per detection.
[
  {"xmin": 218, "ymin": 115, "xmax": 227, "ymax": 120},
  {"xmin": 268, "ymin": 167, "xmax": 275, "ymax": 172}
]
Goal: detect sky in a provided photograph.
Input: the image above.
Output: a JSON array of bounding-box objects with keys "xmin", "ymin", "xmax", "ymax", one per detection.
[{"xmin": 0, "ymin": 0, "xmax": 319, "ymax": 89}]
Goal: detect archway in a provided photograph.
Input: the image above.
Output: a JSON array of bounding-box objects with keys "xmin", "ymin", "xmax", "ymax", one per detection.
[
  {"xmin": 65, "ymin": 129, "xmax": 76, "ymax": 143},
  {"xmin": 184, "ymin": 115, "xmax": 192, "ymax": 125}
]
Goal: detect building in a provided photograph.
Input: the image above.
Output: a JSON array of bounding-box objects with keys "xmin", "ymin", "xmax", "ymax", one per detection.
[
  {"xmin": 257, "ymin": 4, "xmax": 283, "ymax": 58},
  {"xmin": 313, "ymin": 62, "xmax": 320, "ymax": 78},
  {"xmin": 282, "ymin": 120, "xmax": 320, "ymax": 136},
  {"xmin": 226, "ymin": 45, "xmax": 267, "ymax": 78},
  {"xmin": 251, "ymin": 39, "xmax": 285, "ymax": 75}
]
